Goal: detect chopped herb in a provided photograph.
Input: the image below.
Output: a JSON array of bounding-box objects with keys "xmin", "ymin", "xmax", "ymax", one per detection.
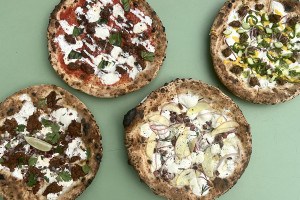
[
  {"xmin": 0, "ymin": 158, "xmax": 4, "ymax": 163},
  {"xmin": 5, "ymin": 143, "xmax": 11, "ymax": 149},
  {"xmin": 18, "ymin": 157, "xmax": 25, "ymax": 166},
  {"xmin": 57, "ymin": 171, "xmax": 72, "ymax": 182},
  {"xmin": 28, "ymin": 156, "xmax": 38, "ymax": 166},
  {"xmin": 72, "ymin": 27, "xmax": 83, "ymax": 37},
  {"xmin": 82, "ymin": 164, "xmax": 91, "ymax": 174},
  {"xmin": 246, "ymin": 15, "xmax": 258, "ymax": 25},
  {"xmin": 109, "ymin": 32, "xmax": 122, "ymax": 46},
  {"xmin": 275, "ymin": 68, "xmax": 283, "ymax": 76},
  {"xmin": 37, "ymin": 98, "xmax": 47, "ymax": 108},
  {"xmin": 41, "ymin": 119, "xmax": 52, "ymax": 127},
  {"xmin": 86, "ymin": 148, "xmax": 91, "ymax": 159},
  {"xmin": 98, "ymin": 18, "xmax": 108, "ymax": 24},
  {"xmin": 46, "ymin": 132, "xmax": 60, "ymax": 145},
  {"xmin": 68, "ymin": 50, "xmax": 82, "ymax": 59},
  {"xmin": 27, "ymin": 173, "xmax": 37, "ymax": 187},
  {"xmin": 289, "ymin": 70, "xmax": 300, "ymax": 77},
  {"xmin": 141, "ymin": 51, "xmax": 155, "ymax": 62},
  {"xmin": 44, "ymin": 176, "xmax": 49, "ymax": 183},
  {"xmin": 98, "ymin": 60, "xmax": 109, "ymax": 69},
  {"xmin": 121, "ymin": 0, "xmax": 130, "ymax": 12},
  {"xmin": 16, "ymin": 124, "xmax": 26, "ymax": 132},
  {"xmin": 54, "ymin": 146, "xmax": 64, "ymax": 154}
]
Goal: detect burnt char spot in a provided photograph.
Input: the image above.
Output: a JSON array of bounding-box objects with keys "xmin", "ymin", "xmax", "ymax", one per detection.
[
  {"xmin": 249, "ymin": 77, "xmax": 260, "ymax": 87},
  {"xmin": 82, "ymin": 120, "xmax": 90, "ymax": 136},
  {"xmin": 227, "ymin": 2, "xmax": 232, "ymax": 8},
  {"xmin": 269, "ymin": 14, "xmax": 281, "ymax": 23},
  {"xmin": 64, "ymin": 34, "xmax": 76, "ymax": 44},
  {"xmin": 123, "ymin": 108, "xmax": 137, "ymax": 127},
  {"xmin": 96, "ymin": 153, "xmax": 102, "ymax": 163},
  {"xmin": 43, "ymin": 182, "xmax": 63, "ymax": 196},
  {"xmin": 0, "ymin": 118, "xmax": 18, "ymax": 136},
  {"xmin": 26, "ymin": 113, "xmax": 42, "ymax": 133},
  {"xmin": 46, "ymin": 91, "xmax": 60, "ymax": 110},
  {"xmin": 228, "ymin": 20, "xmax": 241, "ymax": 27},
  {"xmin": 6, "ymin": 108, "xmax": 14, "ymax": 115},
  {"xmin": 222, "ymin": 47, "xmax": 232, "ymax": 57},
  {"xmin": 0, "ymin": 174, "xmax": 5, "ymax": 180},
  {"xmin": 213, "ymin": 177, "xmax": 229, "ymax": 192},
  {"xmin": 255, "ymin": 4, "xmax": 264, "ymax": 11},
  {"xmin": 67, "ymin": 120, "xmax": 82, "ymax": 137},
  {"xmin": 71, "ymin": 164, "xmax": 86, "ymax": 181}
]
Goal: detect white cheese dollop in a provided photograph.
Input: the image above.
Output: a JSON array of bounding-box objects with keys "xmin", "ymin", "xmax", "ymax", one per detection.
[{"xmin": 65, "ymin": 137, "xmax": 87, "ymax": 159}]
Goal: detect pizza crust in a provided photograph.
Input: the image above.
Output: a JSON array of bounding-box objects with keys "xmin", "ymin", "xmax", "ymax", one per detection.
[
  {"xmin": 210, "ymin": 0, "xmax": 300, "ymax": 104},
  {"xmin": 0, "ymin": 85, "xmax": 102, "ymax": 200},
  {"xmin": 48, "ymin": 0, "xmax": 167, "ymax": 98},
  {"xmin": 124, "ymin": 79, "xmax": 252, "ymax": 200}
]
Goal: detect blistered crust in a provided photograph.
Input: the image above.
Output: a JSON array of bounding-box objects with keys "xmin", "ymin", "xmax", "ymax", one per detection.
[{"xmin": 124, "ymin": 79, "xmax": 252, "ymax": 200}]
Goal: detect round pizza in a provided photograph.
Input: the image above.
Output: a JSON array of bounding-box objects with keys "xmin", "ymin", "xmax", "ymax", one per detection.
[
  {"xmin": 211, "ymin": 0, "xmax": 300, "ymax": 104},
  {"xmin": 48, "ymin": 0, "xmax": 167, "ymax": 98},
  {"xmin": 124, "ymin": 79, "xmax": 252, "ymax": 200},
  {"xmin": 0, "ymin": 85, "xmax": 102, "ymax": 200}
]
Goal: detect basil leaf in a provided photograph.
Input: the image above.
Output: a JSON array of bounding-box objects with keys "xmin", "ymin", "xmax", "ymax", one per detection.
[
  {"xmin": 27, "ymin": 173, "xmax": 37, "ymax": 187},
  {"xmin": 82, "ymin": 164, "xmax": 91, "ymax": 174},
  {"xmin": 141, "ymin": 51, "xmax": 155, "ymax": 62},
  {"xmin": 28, "ymin": 156, "xmax": 38, "ymax": 166},
  {"xmin": 121, "ymin": 0, "xmax": 130, "ymax": 12},
  {"xmin": 57, "ymin": 171, "xmax": 72, "ymax": 182},
  {"xmin": 46, "ymin": 132, "xmax": 60, "ymax": 145},
  {"xmin": 73, "ymin": 27, "xmax": 83, "ymax": 37},
  {"xmin": 109, "ymin": 32, "xmax": 122, "ymax": 46},
  {"xmin": 68, "ymin": 50, "xmax": 82, "ymax": 59},
  {"xmin": 16, "ymin": 124, "xmax": 26, "ymax": 132},
  {"xmin": 98, "ymin": 60, "xmax": 109, "ymax": 69}
]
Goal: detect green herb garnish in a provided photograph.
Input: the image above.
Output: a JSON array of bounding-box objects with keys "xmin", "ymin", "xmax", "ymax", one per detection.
[
  {"xmin": 109, "ymin": 32, "xmax": 122, "ymax": 46},
  {"xmin": 46, "ymin": 132, "xmax": 60, "ymax": 145},
  {"xmin": 86, "ymin": 148, "xmax": 91, "ymax": 159},
  {"xmin": 42, "ymin": 119, "xmax": 60, "ymax": 144},
  {"xmin": 141, "ymin": 51, "xmax": 155, "ymax": 62},
  {"xmin": 16, "ymin": 124, "xmax": 26, "ymax": 132},
  {"xmin": 98, "ymin": 60, "xmax": 109, "ymax": 69},
  {"xmin": 27, "ymin": 173, "xmax": 37, "ymax": 187},
  {"xmin": 57, "ymin": 171, "xmax": 72, "ymax": 182},
  {"xmin": 98, "ymin": 18, "xmax": 108, "ymax": 24},
  {"xmin": 5, "ymin": 143, "xmax": 11, "ymax": 149},
  {"xmin": 37, "ymin": 98, "xmax": 47, "ymax": 108},
  {"xmin": 121, "ymin": 0, "xmax": 130, "ymax": 12},
  {"xmin": 82, "ymin": 164, "xmax": 91, "ymax": 174},
  {"xmin": 44, "ymin": 176, "xmax": 49, "ymax": 183},
  {"xmin": 73, "ymin": 27, "xmax": 83, "ymax": 37},
  {"xmin": 0, "ymin": 158, "xmax": 4, "ymax": 163},
  {"xmin": 28, "ymin": 156, "xmax": 38, "ymax": 166},
  {"xmin": 68, "ymin": 50, "xmax": 82, "ymax": 59}
]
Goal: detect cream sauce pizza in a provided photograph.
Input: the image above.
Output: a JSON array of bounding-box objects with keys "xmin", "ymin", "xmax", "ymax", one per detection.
[
  {"xmin": 140, "ymin": 93, "xmax": 242, "ymax": 197},
  {"xmin": 54, "ymin": 0, "xmax": 157, "ymax": 86}
]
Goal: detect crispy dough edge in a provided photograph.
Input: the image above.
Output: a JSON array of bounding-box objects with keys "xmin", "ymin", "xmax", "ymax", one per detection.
[
  {"xmin": 47, "ymin": 0, "xmax": 167, "ymax": 98},
  {"xmin": 0, "ymin": 84, "xmax": 103, "ymax": 200},
  {"xmin": 210, "ymin": 0, "xmax": 300, "ymax": 104},
  {"xmin": 124, "ymin": 78, "xmax": 252, "ymax": 200}
]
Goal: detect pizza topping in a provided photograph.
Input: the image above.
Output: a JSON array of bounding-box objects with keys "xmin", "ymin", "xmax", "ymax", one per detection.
[
  {"xmin": 223, "ymin": 0, "xmax": 300, "ymax": 88},
  {"xmin": 54, "ymin": 0, "xmax": 156, "ymax": 86},
  {"xmin": 140, "ymin": 93, "xmax": 242, "ymax": 197},
  {"xmin": 0, "ymin": 92, "xmax": 91, "ymax": 199}
]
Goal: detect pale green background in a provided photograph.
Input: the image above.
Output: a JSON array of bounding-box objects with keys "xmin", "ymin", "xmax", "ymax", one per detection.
[{"xmin": 0, "ymin": 0, "xmax": 300, "ymax": 200}]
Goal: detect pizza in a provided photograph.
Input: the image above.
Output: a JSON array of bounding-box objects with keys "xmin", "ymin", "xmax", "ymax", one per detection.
[
  {"xmin": 48, "ymin": 0, "xmax": 167, "ymax": 98},
  {"xmin": 124, "ymin": 79, "xmax": 252, "ymax": 200},
  {"xmin": 0, "ymin": 85, "xmax": 102, "ymax": 200},
  {"xmin": 211, "ymin": 0, "xmax": 300, "ymax": 104}
]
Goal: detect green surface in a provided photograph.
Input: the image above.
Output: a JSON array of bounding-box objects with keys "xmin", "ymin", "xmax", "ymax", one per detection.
[{"xmin": 1, "ymin": 0, "xmax": 300, "ymax": 200}]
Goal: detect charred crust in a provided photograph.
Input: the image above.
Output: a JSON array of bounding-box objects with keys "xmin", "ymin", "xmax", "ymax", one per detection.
[
  {"xmin": 95, "ymin": 153, "xmax": 102, "ymax": 163},
  {"xmin": 0, "ymin": 174, "xmax": 5, "ymax": 180},
  {"xmin": 123, "ymin": 108, "xmax": 137, "ymax": 127}
]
